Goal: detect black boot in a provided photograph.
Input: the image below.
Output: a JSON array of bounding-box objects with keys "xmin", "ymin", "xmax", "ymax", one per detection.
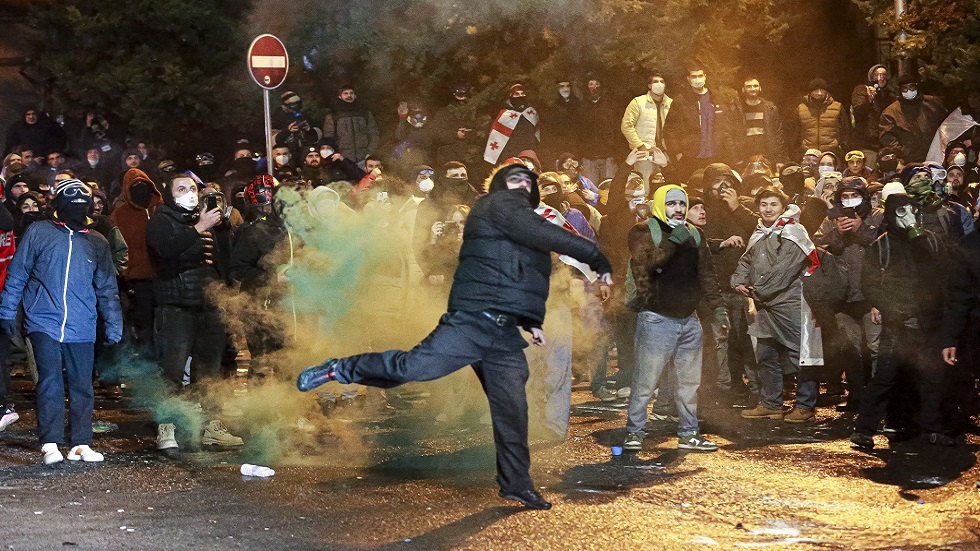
[{"xmin": 297, "ymin": 359, "xmax": 339, "ymax": 392}]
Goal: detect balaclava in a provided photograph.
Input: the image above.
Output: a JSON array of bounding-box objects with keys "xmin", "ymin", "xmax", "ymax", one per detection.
[{"xmin": 54, "ymin": 179, "xmax": 93, "ymax": 231}]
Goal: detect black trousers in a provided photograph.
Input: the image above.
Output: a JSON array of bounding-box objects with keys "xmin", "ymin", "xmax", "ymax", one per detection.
[
  {"xmin": 153, "ymin": 305, "xmax": 226, "ymax": 418},
  {"xmin": 856, "ymin": 322, "xmax": 946, "ymax": 436},
  {"xmin": 31, "ymin": 332, "xmax": 95, "ymax": 446},
  {"xmin": 126, "ymin": 279, "xmax": 155, "ymax": 348},
  {"xmin": 334, "ymin": 310, "xmax": 534, "ymax": 493}
]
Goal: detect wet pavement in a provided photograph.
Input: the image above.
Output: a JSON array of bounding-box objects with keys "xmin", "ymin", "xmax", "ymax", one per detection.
[{"xmin": 1, "ymin": 374, "xmax": 979, "ymax": 550}]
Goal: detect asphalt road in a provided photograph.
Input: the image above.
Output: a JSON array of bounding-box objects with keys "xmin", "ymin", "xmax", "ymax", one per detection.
[{"xmin": 1, "ymin": 375, "xmax": 979, "ymax": 550}]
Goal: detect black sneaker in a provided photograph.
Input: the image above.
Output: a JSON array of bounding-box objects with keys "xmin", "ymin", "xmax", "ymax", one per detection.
[
  {"xmin": 297, "ymin": 359, "xmax": 339, "ymax": 392},
  {"xmin": 850, "ymin": 432, "xmax": 875, "ymax": 449},
  {"xmin": 499, "ymin": 489, "xmax": 552, "ymax": 510}
]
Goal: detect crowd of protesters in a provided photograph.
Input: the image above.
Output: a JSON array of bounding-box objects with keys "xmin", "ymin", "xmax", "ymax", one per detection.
[{"xmin": 0, "ymin": 58, "xmax": 979, "ymax": 466}]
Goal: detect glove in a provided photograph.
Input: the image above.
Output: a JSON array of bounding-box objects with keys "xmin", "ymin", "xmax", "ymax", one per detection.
[
  {"xmin": 0, "ymin": 318, "xmax": 17, "ymax": 336},
  {"xmin": 713, "ymin": 307, "xmax": 730, "ymax": 330},
  {"xmin": 668, "ymin": 223, "xmax": 691, "ymax": 245}
]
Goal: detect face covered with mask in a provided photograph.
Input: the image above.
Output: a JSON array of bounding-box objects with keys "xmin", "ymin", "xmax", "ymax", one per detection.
[
  {"xmin": 129, "ymin": 180, "xmax": 154, "ymax": 209},
  {"xmin": 168, "ymin": 176, "xmax": 200, "ymax": 213},
  {"xmin": 885, "ymin": 194, "xmax": 924, "ymax": 239},
  {"xmin": 779, "ymin": 164, "xmax": 806, "ymax": 197},
  {"xmin": 54, "ymin": 179, "xmax": 93, "ymax": 231},
  {"xmin": 652, "ymin": 184, "xmax": 688, "ymax": 228},
  {"xmin": 538, "ymin": 177, "xmax": 566, "ymax": 210},
  {"xmin": 508, "ymin": 84, "xmax": 528, "ymax": 112},
  {"xmin": 903, "ymin": 166, "xmax": 942, "ymax": 208}
]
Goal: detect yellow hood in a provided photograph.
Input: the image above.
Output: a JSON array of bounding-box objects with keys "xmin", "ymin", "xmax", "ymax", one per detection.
[{"xmin": 651, "ymin": 184, "xmax": 688, "ymax": 225}]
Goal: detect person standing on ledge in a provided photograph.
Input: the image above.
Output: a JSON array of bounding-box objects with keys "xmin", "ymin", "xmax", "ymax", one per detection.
[{"xmin": 297, "ymin": 163, "xmax": 612, "ymax": 511}]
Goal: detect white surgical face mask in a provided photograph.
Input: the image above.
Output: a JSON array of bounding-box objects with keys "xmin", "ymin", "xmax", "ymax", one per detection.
[
  {"xmin": 902, "ymin": 89, "xmax": 918, "ymax": 100},
  {"xmin": 842, "ymin": 197, "xmax": 863, "ymax": 208},
  {"xmin": 953, "ymin": 152, "xmax": 967, "ymax": 167},
  {"xmin": 418, "ymin": 178, "xmax": 434, "ymax": 193},
  {"xmin": 650, "ymin": 82, "xmax": 665, "ymax": 95},
  {"xmin": 320, "ymin": 148, "xmax": 333, "ymax": 158},
  {"xmin": 818, "ymin": 165, "xmax": 834, "ymax": 174},
  {"xmin": 667, "ymin": 218, "xmax": 684, "ymax": 228},
  {"xmin": 558, "ymin": 86, "xmax": 571, "ymax": 99},
  {"xmin": 690, "ymin": 77, "xmax": 706, "ymax": 90},
  {"xmin": 275, "ymin": 154, "xmax": 289, "ymax": 166},
  {"xmin": 174, "ymin": 192, "xmax": 198, "ymax": 211}
]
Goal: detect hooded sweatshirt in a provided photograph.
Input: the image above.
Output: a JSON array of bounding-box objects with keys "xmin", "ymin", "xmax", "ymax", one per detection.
[
  {"xmin": 627, "ymin": 184, "xmax": 721, "ymax": 317},
  {"xmin": 111, "ymin": 168, "xmax": 162, "ymax": 279}
]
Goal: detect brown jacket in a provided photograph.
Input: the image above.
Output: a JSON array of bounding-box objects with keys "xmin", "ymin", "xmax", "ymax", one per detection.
[{"xmin": 110, "ymin": 168, "xmax": 162, "ymax": 280}]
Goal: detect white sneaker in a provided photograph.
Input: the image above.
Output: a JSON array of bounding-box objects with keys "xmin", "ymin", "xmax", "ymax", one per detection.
[
  {"xmin": 68, "ymin": 445, "xmax": 104, "ymax": 462},
  {"xmin": 617, "ymin": 387, "xmax": 631, "ymax": 399},
  {"xmin": 157, "ymin": 423, "xmax": 178, "ymax": 450},
  {"xmin": 202, "ymin": 420, "xmax": 244, "ymax": 447},
  {"xmin": 41, "ymin": 443, "xmax": 64, "ymax": 465}
]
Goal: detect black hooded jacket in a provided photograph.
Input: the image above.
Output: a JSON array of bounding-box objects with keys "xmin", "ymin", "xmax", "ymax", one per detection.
[
  {"xmin": 700, "ymin": 163, "xmax": 759, "ymax": 286},
  {"xmin": 447, "ymin": 165, "xmax": 611, "ymax": 327},
  {"xmin": 145, "ymin": 179, "xmax": 220, "ymax": 308},
  {"xmin": 862, "ymin": 195, "xmax": 945, "ymax": 328}
]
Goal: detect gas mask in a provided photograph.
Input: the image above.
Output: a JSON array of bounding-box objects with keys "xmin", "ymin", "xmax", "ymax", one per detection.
[{"xmin": 894, "ymin": 203, "xmax": 916, "ymax": 229}]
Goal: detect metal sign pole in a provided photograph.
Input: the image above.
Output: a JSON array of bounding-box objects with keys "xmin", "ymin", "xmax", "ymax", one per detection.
[{"xmin": 263, "ymin": 88, "xmax": 274, "ymax": 177}]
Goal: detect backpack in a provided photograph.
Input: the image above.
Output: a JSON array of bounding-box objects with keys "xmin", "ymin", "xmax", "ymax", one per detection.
[
  {"xmin": 625, "ymin": 218, "xmax": 701, "ymax": 309},
  {"xmin": 801, "ymin": 247, "xmax": 849, "ymax": 305}
]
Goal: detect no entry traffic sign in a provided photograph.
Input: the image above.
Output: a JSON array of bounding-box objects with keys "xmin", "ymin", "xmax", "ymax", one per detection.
[{"xmin": 247, "ymin": 34, "xmax": 289, "ymax": 89}]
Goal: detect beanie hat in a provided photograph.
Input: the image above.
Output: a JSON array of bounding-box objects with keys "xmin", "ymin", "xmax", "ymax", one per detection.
[
  {"xmin": 54, "ymin": 178, "xmax": 93, "ymax": 210},
  {"xmin": 881, "ymin": 182, "xmax": 906, "ymax": 200},
  {"xmin": 280, "ymin": 90, "xmax": 301, "ymax": 104},
  {"xmin": 808, "ymin": 78, "xmax": 828, "ymax": 92},
  {"xmin": 897, "ymin": 73, "xmax": 919, "ymax": 87}
]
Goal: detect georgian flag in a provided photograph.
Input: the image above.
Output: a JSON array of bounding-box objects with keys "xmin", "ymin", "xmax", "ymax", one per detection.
[
  {"xmin": 483, "ymin": 107, "xmax": 541, "ymax": 164},
  {"xmin": 535, "ymin": 205, "xmax": 598, "ymax": 282}
]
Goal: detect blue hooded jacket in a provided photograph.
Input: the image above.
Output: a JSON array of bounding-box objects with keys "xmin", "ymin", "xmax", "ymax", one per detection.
[{"xmin": 0, "ymin": 219, "xmax": 122, "ymax": 343}]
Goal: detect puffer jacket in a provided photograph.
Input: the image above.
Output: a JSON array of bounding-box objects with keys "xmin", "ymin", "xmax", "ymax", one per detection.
[
  {"xmin": 448, "ymin": 166, "xmax": 611, "ymax": 327},
  {"xmin": 146, "ymin": 204, "xmax": 220, "ymax": 308},
  {"xmin": 797, "ymin": 94, "xmax": 844, "ymax": 155},
  {"xmin": 322, "ymin": 100, "xmax": 380, "ymax": 162},
  {"xmin": 0, "ymin": 219, "xmax": 122, "ymax": 343}
]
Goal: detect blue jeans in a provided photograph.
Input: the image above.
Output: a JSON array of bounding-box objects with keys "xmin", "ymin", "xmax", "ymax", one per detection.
[
  {"xmin": 755, "ymin": 337, "xmax": 818, "ymax": 410},
  {"xmin": 31, "ymin": 332, "xmax": 95, "ymax": 446},
  {"xmin": 528, "ymin": 305, "xmax": 572, "ymax": 439},
  {"xmin": 628, "ymin": 311, "xmax": 703, "ymax": 436}
]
